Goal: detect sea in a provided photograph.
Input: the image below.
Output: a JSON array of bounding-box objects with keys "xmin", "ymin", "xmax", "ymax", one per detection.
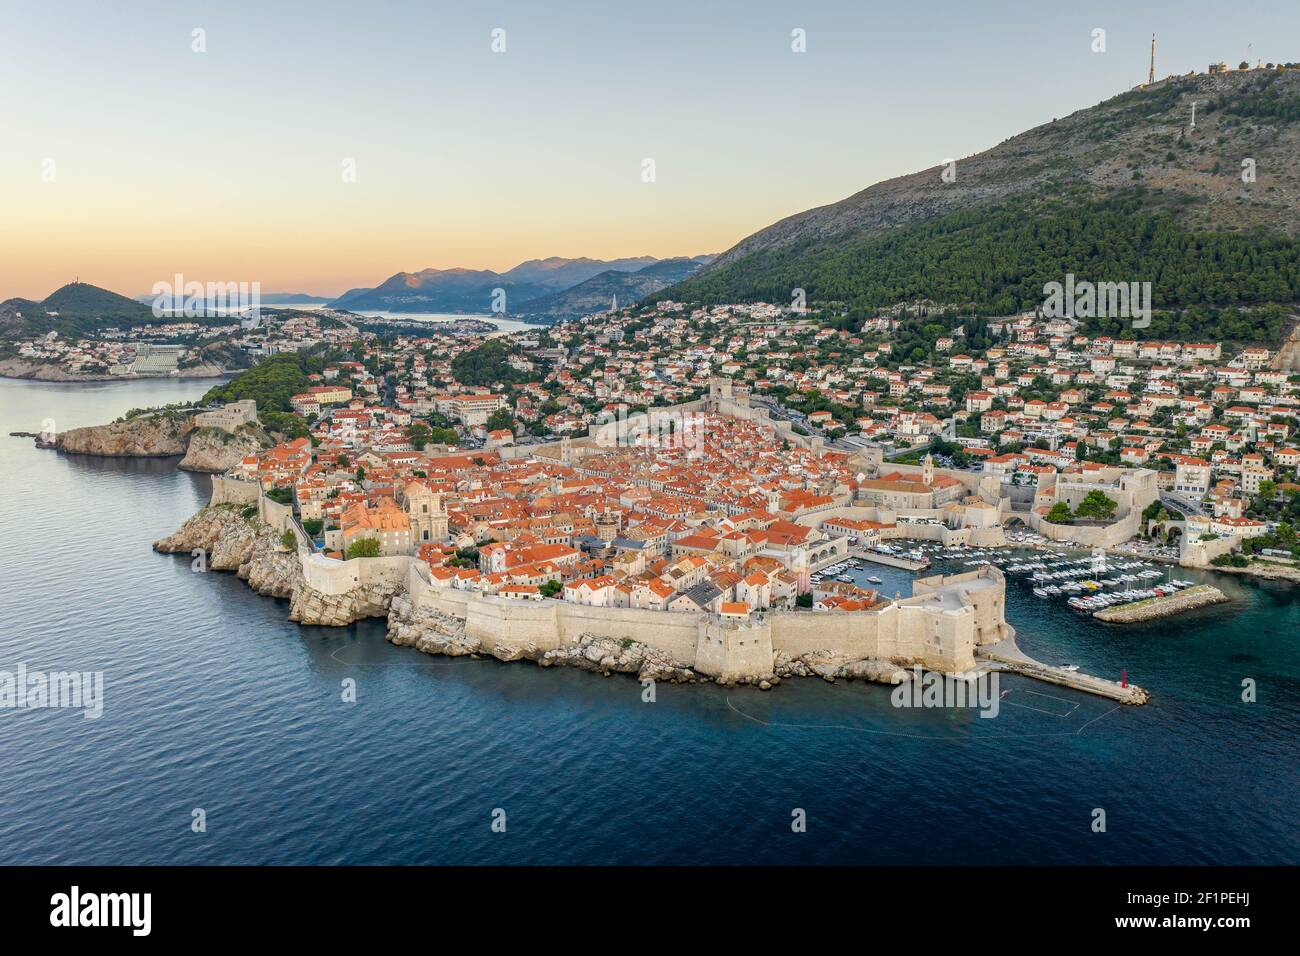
[
  {"xmin": 1, "ymin": 376, "xmax": 1297, "ymax": 865},
  {"xmin": 313, "ymin": 308, "xmax": 538, "ymax": 336}
]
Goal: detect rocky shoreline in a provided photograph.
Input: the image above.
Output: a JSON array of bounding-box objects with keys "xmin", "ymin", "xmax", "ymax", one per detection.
[
  {"xmin": 153, "ymin": 504, "xmax": 303, "ymax": 600},
  {"xmin": 0, "ymin": 357, "xmax": 230, "ymax": 382},
  {"xmin": 158, "ymin": 504, "xmax": 914, "ymax": 691},
  {"xmin": 32, "ymin": 413, "xmax": 271, "ymax": 474},
  {"xmin": 177, "ymin": 425, "xmax": 271, "ymax": 473},
  {"xmin": 385, "ymin": 594, "xmax": 910, "ymax": 688},
  {"xmin": 53, "ymin": 415, "xmax": 192, "ymax": 457},
  {"xmin": 1204, "ymin": 560, "xmax": 1300, "ymax": 585}
]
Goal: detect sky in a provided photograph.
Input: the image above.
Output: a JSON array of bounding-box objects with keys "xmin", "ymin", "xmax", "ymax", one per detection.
[{"xmin": 2, "ymin": 0, "xmax": 1298, "ymax": 299}]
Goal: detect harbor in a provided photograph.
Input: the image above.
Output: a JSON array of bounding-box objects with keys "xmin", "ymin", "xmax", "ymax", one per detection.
[
  {"xmin": 921, "ymin": 539, "xmax": 1205, "ymax": 618},
  {"xmin": 852, "ymin": 546, "xmax": 931, "ymax": 571},
  {"xmin": 806, "ymin": 531, "xmax": 1259, "ymax": 706}
]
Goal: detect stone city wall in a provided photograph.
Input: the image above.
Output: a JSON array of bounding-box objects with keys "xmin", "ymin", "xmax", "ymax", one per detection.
[
  {"xmin": 210, "ymin": 475, "xmax": 261, "ymax": 506},
  {"xmin": 1022, "ymin": 508, "xmax": 1140, "ymax": 548},
  {"xmin": 1180, "ymin": 532, "xmax": 1242, "ymax": 568},
  {"xmin": 302, "ymin": 551, "xmax": 414, "ymax": 596},
  {"xmin": 402, "ymin": 560, "xmax": 990, "ymax": 678}
]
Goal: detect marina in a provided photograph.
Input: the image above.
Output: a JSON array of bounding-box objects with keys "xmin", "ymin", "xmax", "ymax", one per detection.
[{"xmin": 808, "ymin": 534, "xmax": 1252, "ymax": 704}]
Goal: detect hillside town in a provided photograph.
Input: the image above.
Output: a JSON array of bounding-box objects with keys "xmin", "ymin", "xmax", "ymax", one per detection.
[
  {"xmin": 191, "ymin": 296, "xmax": 1300, "ymax": 616},
  {"xmin": 0, "ymin": 308, "xmax": 361, "ymax": 378}
]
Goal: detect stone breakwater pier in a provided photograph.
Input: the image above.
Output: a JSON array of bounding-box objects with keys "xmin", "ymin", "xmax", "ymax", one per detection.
[
  {"xmin": 978, "ymin": 633, "xmax": 1149, "ymax": 705},
  {"xmin": 155, "ymin": 491, "xmax": 1149, "ymax": 704},
  {"xmin": 1092, "ymin": 584, "xmax": 1228, "ymax": 624}
]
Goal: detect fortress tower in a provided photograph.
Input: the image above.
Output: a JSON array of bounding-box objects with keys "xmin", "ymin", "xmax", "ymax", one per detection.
[{"xmin": 707, "ymin": 376, "xmax": 734, "ymax": 411}]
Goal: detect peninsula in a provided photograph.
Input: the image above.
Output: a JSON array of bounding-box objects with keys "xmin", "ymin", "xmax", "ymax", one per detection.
[{"xmin": 148, "ymin": 376, "xmax": 1155, "ymax": 704}]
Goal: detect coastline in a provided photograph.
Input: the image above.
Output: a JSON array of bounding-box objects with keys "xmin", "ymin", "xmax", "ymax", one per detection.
[
  {"xmin": 1203, "ymin": 560, "xmax": 1300, "ymax": 585},
  {"xmin": 154, "ymin": 500, "xmax": 968, "ymax": 692},
  {"xmin": 0, "ymin": 357, "xmax": 233, "ymax": 383},
  {"xmin": 156, "ymin": 492, "xmax": 1152, "ymax": 704}
]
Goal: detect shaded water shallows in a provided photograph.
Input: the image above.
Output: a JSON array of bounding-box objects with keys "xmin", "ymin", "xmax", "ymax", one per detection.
[{"xmin": 0, "ymin": 376, "xmax": 1296, "ymax": 864}]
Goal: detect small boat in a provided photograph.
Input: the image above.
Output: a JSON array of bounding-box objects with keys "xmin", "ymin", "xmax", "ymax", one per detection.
[
  {"xmin": 866, "ymin": 576, "xmax": 882, "ymax": 584},
  {"xmin": 1062, "ymin": 664, "xmax": 1080, "ymax": 672}
]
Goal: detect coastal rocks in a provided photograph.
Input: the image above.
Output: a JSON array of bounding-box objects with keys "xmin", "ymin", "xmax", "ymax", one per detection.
[
  {"xmin": 157, "ymin": 503, "xmax": 398, "ymax": 626},
  {"xmin": 153, "ymin": 503, "xmax": 258, "ymax": 558},
  {"xmin": 773, "ymin": 650, "xmax": 907, "ymax": 685},
  {"xmin": 290, "ymin": 582, "xmax": 393, "ymax": 627},
  {"xmin": 178, "ymin": 424, "xmax": 271, "ymax": 474},
  {"xmin": 383, "ymin": 597, "xmax": 700, "ymax": 683},
  {"xmin": 40, "ymin": 411, "xmax": 270, "ymax": 473},
  {"xmin": 54, "ymin": 413, "xmax": 192, "ymax": 457},
  {"xmin": 241, "ymin": 544, "xmax": 302, "ymax": 600},
  {"xmin": 0, "ymin": 357, "xmax": 119, "ymax": 382},
  {"xmin": 153, "ymin": 504, "xmax": 302, "ymax": 599},
  {"xmin": 539, "ymin": 634, "xmax": 697, "ymax": 683},
  {"xmin": 386, "ymin": 599, "xmax": 481, "ymax": 656},
  {"xmin": 1201, "ymin": 561, "xmax": 1300, "ymax": 585},
  {"xmin": 0, "ymin": 357, "xmax": 231, "ymax": 382}
]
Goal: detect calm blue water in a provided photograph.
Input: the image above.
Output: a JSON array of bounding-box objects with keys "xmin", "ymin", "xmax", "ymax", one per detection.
[{"xmin": 1, "ymin": 376, "xmax": 1297, "ymax": 865}]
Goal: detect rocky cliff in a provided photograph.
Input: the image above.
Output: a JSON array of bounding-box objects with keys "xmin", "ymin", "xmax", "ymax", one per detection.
[
  {"xmin": 178, "ymin": 424, "xmax": 271, "ymax": 474},
  {"xmin": 53, "ymin": 414, "xmax": 193, "ymax": 456},
  {"xmin": 0, "ymin": 357, "xmax": 230, "ymax": 382},
  {"xmin": 154, "ymin": 504, "xmax": 302, "ymax": 600},
  {"xmin": 154, "ymin": 504, "xmax": 401, "ymax": 625},
  {"xmin": 41, "ymin": 413, "xmax": 271, "ymax": 472},
  {"xmin": 289, "ymin": 582, "xmax": 396, "ymax": 627}
]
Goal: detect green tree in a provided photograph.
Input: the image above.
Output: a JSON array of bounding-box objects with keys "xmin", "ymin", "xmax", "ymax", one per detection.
[
  {"xmin": 407, "ymin": 421, "xmax": 433, "ymax": 449},
  {"xmin": 265, "ymin": 486, "xmax": 294, "ymax": 505},
  {"xmin": 485, "ymin": 408, "xmax": 516, "ymax": 433},
  {"xmin": 345, "ymin": 537, "xmax": 381, "ymax": 559},
  {"xmin": 1074, "ymin": 490, "xmax": 1118, "ymax": 521},
  {"xmin": 1047, "ymin": 502, "xmax": 1074, "ymax": 523}
]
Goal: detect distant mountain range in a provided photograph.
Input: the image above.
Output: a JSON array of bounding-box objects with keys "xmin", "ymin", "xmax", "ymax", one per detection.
[
  {"xmin": 0, "ymin": 254, "xmax": 715, "ymax": 340},
  {"xmin": 511, "ymin": 258, "xmax": 708, "ymax": 323},
  {"xmin": 129, "ymin": 291, "xmax": 331, "ymax": 306},
  {"xmin": 330, "ymin": 254, "xmax": 713, "ymax": 319}
]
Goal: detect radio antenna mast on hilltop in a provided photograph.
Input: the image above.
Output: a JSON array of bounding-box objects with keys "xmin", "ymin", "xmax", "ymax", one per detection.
[{"xmin": 1149, "ymin": 34, "xmax": 1156, "ymax": 85}]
